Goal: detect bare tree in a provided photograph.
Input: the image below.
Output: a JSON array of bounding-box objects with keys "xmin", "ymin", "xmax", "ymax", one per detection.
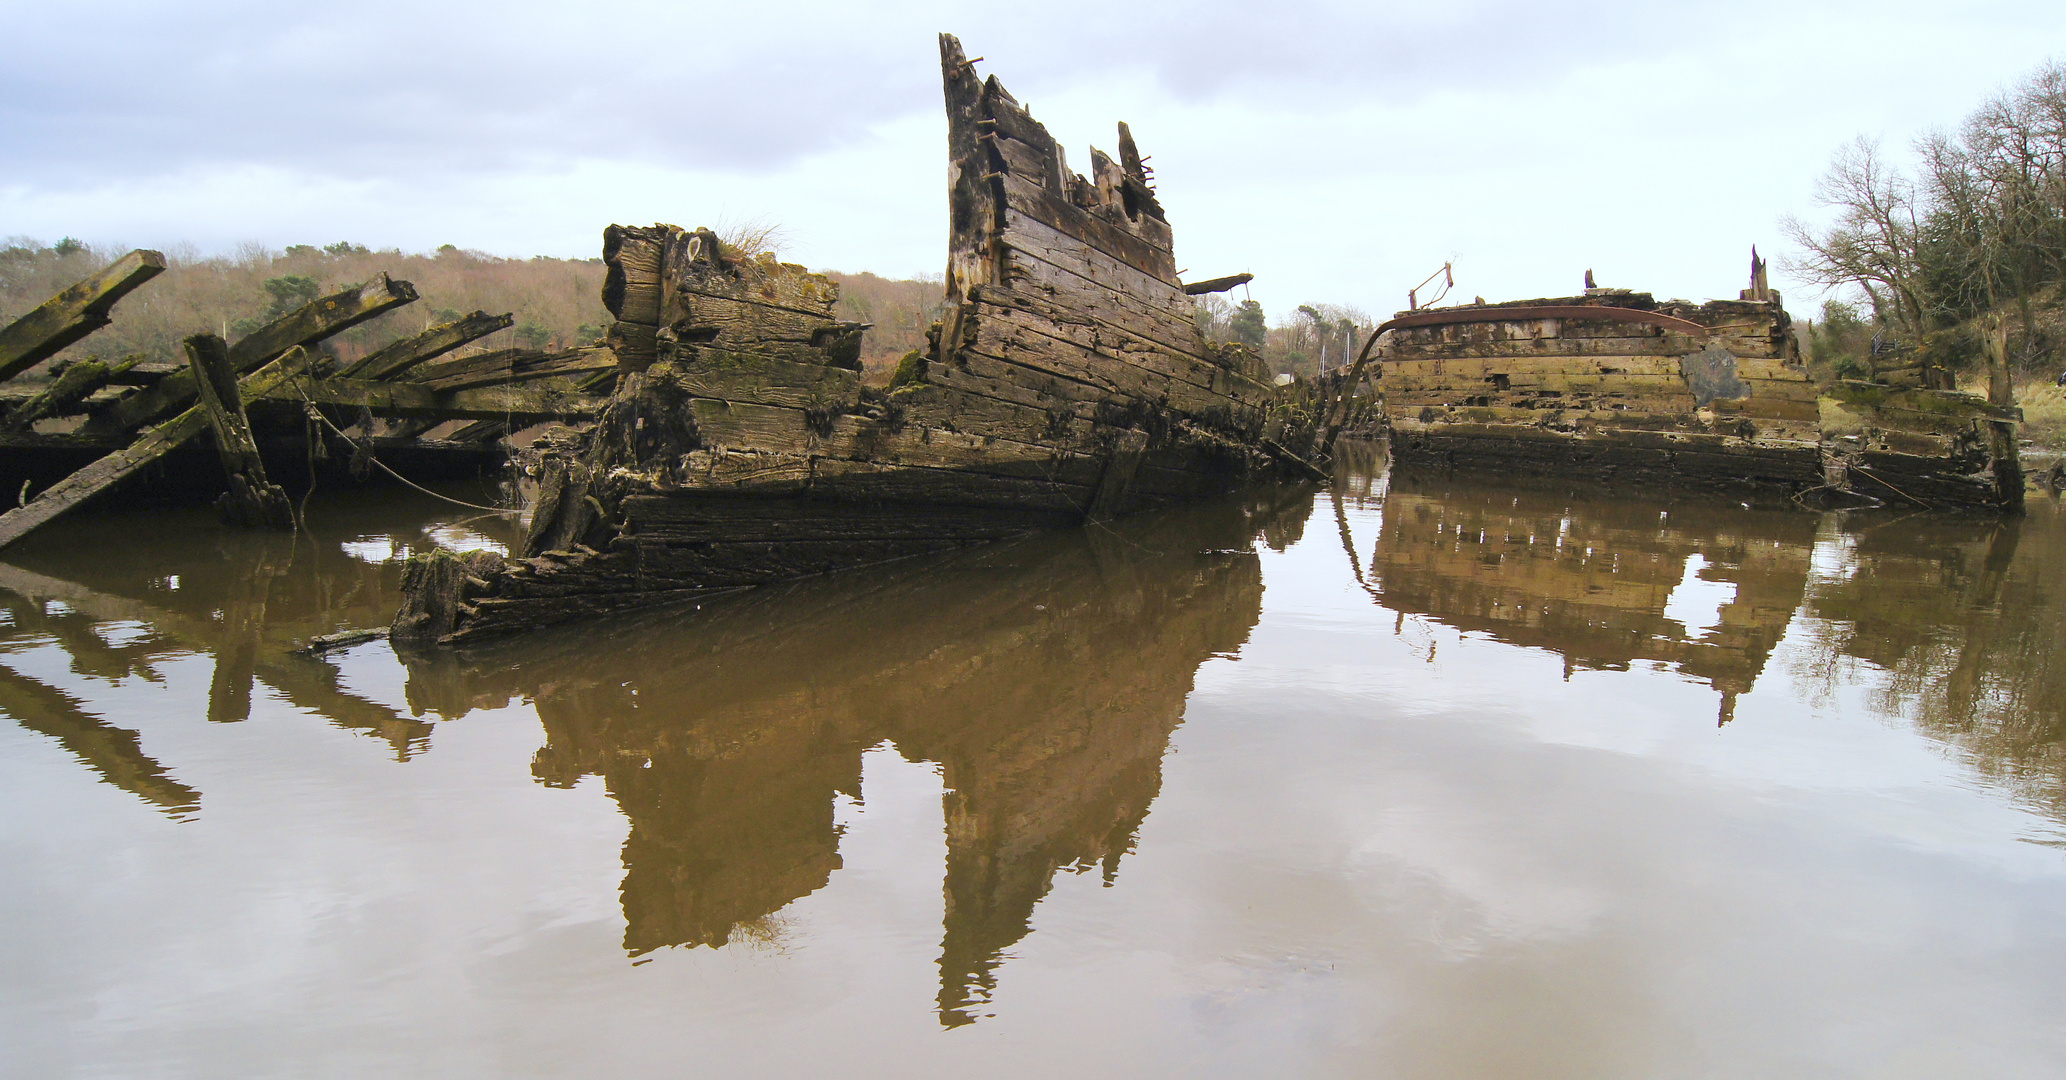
[{"xmin": 1782, "ymin": 137, "xmax": 1929, "ymax": 341}]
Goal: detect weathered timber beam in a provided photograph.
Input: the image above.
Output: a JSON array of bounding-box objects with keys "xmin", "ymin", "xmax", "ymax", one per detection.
[
  {"xmin": 0, "ymin": 351, "xmax": 310, "ymax": 550},
  {"xmin": 406, "ymin": 346, "xmax": 520, "ymax": 385},
  {"xmin": 340, "ymin": 310, "xmax": 514, "ymax": 380},
  {"xmin": 414, "ymin": 347, "xmax": 618, "ymax": 393},
  {"xmin": 93, "ymin": 274, "xmax": 417, "ymax": 433},
  {"xmin": 1182, "ymin": 273, "xmax": 1252, "ymax": 296},
  {"xmin": 102, "ymin": 361, "xmax": 182, "ymax": 386},
  {"xmin": 0, "ymin": 431, "xmax": 127, "ymax": 452},
  {"xmin": 1375, "ymin": 305, "xmax": 1712, "ymax": 338},
  {"xmin": 185, "ymin": 335, "xmax": 293, "ymax": 529},
  {"xmin": 444, "ymin": 419, "xmax": 508, "ymax": 443},
  {"xmin": 0, "ymin": 250, "xmax": 166, "ymax": 382},
  {"xmin": 0, "ymin": 356, "xmax": 139, "ymax": 432},
  {"xmin": 249, "ymin": 375, "xmax": 607, "ymax": 420}
]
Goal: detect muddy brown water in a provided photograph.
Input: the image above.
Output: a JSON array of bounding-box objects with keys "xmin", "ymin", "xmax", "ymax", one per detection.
[{"xmin": 4, "ymin": 461, "xmax": 2065, "ymax": 1078}]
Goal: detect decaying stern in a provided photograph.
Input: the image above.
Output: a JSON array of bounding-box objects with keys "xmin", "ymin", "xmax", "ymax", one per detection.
[
  {"xmin": 394, "ymin": 34, "xmax": 1292, "ymax": 646},
  {"xmin": 1376, "ymin": 270, "xmax": 2024, "ymax": 512}
]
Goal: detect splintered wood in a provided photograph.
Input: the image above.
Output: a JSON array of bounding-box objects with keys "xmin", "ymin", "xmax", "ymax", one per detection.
[
  {"xmin": 0, "ymin": 252, "xmax": 618, "ymax": 548},
  {"xmin": 393, "ymin": 34, "xmax": 1316, "ymax": 645}
]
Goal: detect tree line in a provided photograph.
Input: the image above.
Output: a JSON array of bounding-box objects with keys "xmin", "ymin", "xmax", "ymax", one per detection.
[
  {"xmin": 1788, "ymin": 61, "xmax": 2066, "ymax": 378},
  {"xmin": 2, "ymin": 234, "xmax": 1374, "ymax": 385},
  {"xmin": 0, "ymin": 237, "xmax": 950, "ymax": 382},
  {"xmin": 0, "ymin": 238, "xmax": 612, "ymax": 377}
]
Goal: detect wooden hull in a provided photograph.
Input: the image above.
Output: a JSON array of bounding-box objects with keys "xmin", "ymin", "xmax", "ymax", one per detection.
[
  {"xmin": 1374, "ymin": 292, "xmax": 2023, "ymax": 513},
  {"xmin": 392, "ymin": 35, "xmax": 1307, "ymax": 646}
]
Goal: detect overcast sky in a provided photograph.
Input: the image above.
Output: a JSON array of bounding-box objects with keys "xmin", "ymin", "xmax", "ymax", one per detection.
[{"xmin": 4, "ymin": 1, "xmax": 2062, "ymax": 320}]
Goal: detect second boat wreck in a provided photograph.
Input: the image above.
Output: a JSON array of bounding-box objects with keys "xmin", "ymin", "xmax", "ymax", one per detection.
[
  {"xmin": 394, "ymin": 34, "xmax": 1300, "ymax": 645},
  {"xmin": 1368, "ymin": 257, "xmax": 2025, "ymax": 513}
]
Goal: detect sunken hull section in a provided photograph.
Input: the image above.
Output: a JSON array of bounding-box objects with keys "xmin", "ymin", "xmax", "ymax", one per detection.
[
  {"xmin": 1377, "ymin": 289, "xmax": 2022, "ymax": 512},
  {"xmin": 392, "ymin": 35, "xmax": 1289, "ymax": 645}
]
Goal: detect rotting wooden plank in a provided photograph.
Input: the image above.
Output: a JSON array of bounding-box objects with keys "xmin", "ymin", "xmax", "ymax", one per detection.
[
  {"xmin": 666, "ymin": 353, "xmax": 863, "ymax": 411},
  {"xmin": 1386, "ymin": 338, "xmax": 1709, "ymax": 360},
  {"xmin": 997, "ymin": 227, "xmax": 1200, "ymax": 345},
  {"xmin": 252, "ymin": 375, "xmax": 606, "ymax": 421},
  {"xmin": 1002, "ymin": 197, "xmax": 1184, "ymax": 291},
  {"xmin": 664, "ymin": 450, "xmax": 816, "ymax": 495},
  {"xmin": 0, "ymin": 356, "xmax": 138, "ymax": 432},
  {"xmin": 1384, "ymin": 356, "xmax": 1688, "ymax": 378},
  {"xmin": 0, "ymin": 250, "xmax": 165, "ymax": 383},
  {"xmin": 506, "ymin": 347, "xmax": 619, "ymax": 385},
  {"xmin": 888, "ymin": 382, "xmax": 1100, "ymax": 452},
  {"xmin": 0, "ymin": 351, "xmax": 309, "ymax": 550},
  {"xmin": 992, "ymin": 249, "xmax": 1205, "ymax": 359},
  {"xmin": 406, "ymin": 347, "xmax": 525, "ymax": 391},
  {"xmin": 918, "ymin": 358, "xmax": 1098, "ymax": 418},
  {"xmin": 968, "ymin": 302, "xmax": 1261, "ymax": 416},
  {"xmin": 1382, "ymin": 372, "xmax": 1694, "ymax": 395},
  {"xmin": 999, "ymin": 173, "xmax": 1174, "ymax": 281},
  {"xmin": 981, "ymin": 275, "xmax": 1273, "ymax": 399},
  {"xmin": 807, "ymin": 458, "xmax": 1091, "ymax": 511},
  {"xmin": 686, "ymin": 398, "xmax": 1108, "ymax": 486},
  {"xmin": 671, "ymin": 285, "xmax": 841, "ymax": 345},
  {"xmin": 94, "ymin": 274, "xmax": 417, "ymax": 433},
  {"xmin": 602, "ymin": 224, "xmax": 669, "ymax": 325},
  {"xmin": 185, "ymin": 335, "xmax": 293, "ymax": 529},
  {"xmin": 340, "ymin": 310, "xmax": 513, "ymax": 379},
  {"xmin": 992, "ymin": 135, "xmax": 1053, "ymax": 187}
]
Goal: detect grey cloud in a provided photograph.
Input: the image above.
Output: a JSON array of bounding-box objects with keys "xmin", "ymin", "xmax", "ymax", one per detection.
[{"xmin": 1, "ymin": 0, "xmax": 2031, "ymax": 189}]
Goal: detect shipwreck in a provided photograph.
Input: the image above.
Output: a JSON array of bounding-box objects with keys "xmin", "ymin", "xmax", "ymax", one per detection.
[
  {"xmin": 392, "ymin": 35, "xmax": 1306, "ymax": 644},
  {"xmin": 1362, "ymin": 256, "xmax": 2024, "ymax": 513}
]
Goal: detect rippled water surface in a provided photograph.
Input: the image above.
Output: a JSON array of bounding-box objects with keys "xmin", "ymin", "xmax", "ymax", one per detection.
[{"xmin": 4, "ymin": 463, "xmax": 2066, "ymax": 1078}]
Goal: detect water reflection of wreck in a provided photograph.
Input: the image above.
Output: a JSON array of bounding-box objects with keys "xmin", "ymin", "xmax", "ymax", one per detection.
[
  {"xmin": 1346, "ymin": 468, "xmax": 1815, "ymax": 725},
  {"xmin": 401, "ymin": 491, "xmax": 1307, "ymax": 1026},
  {"xmin": 0, "ymin": 498, "xmax": 514, "ymax": 816},
  {"xmin": 1793, "ymin": 512, "xmax": 2066, "ymax": 817}
]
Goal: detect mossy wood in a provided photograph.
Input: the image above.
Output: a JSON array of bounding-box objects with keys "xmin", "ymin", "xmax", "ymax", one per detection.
[
  {"xmin": 393, "ymin": 34, "xmax": 1321, "ymax": 645},
  {"xmin": 91, "ymin": 274, "xmax": 418, "ymax": 433},
  {"xmin": 0, "ymin": 250, "xmax": 165, "ymax": 382},
  {"xmin": 184, "ymin": 334, "xmax": 293, "ymax": 529},
  {"xmin": 339, "ymin": 310, "xmax": 513, "ymax": 380},
  {"xmin": 0, "ymin": 351, "xmax": 311, "ymax": 549}
]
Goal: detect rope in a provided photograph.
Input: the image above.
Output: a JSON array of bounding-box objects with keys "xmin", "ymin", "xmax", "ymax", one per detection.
[{"xmin": 287, "ymin": 373, "xmax": 520, "ymax": 516}]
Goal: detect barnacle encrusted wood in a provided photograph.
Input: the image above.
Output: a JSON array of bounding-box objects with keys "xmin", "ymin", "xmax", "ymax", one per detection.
[{"xmin": 392, "ymin": 34, "xmax": 1305, "ymax": 645}]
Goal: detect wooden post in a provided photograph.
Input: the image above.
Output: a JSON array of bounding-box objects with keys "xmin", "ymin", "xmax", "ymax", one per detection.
[
  {"xmin": 185, "ymin": 335, "xmax": 294, "ymax": 529},
  {"xmin": 0, "ymin": 249, "xmax": 165, "ymax": 382},
  {"xmin": 0, "ymin": 350, "xmax": 309, "ymax": 549}
]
